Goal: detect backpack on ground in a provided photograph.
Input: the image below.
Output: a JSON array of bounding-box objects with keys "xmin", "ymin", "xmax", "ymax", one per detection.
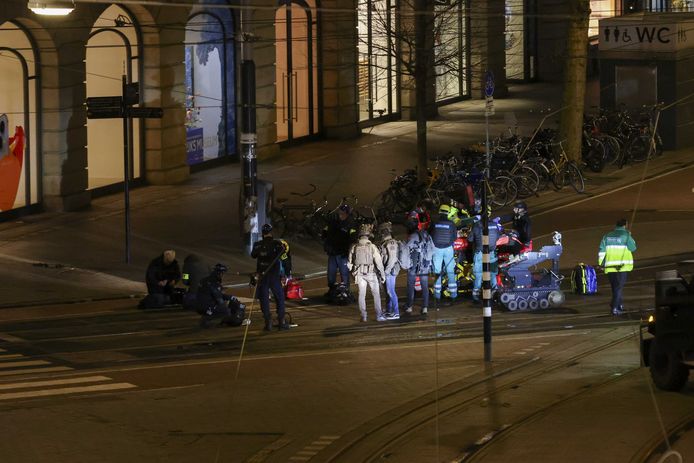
[
  {"xmin": 326, "ymin": 283, "xmax": 353, "ymax": 305},
  {"xmin": 224, "ymin": 298, "xmax": 246, "ymax": 326},
  {"xmin": 571, "ymin": 263, "xmax": 597, "ymax": 295}
]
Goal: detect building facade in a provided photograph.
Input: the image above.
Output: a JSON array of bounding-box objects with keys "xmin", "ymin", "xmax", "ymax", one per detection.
[{"xmin": 0, "ymin": 0, "xmax": 522, "ymax": 220}]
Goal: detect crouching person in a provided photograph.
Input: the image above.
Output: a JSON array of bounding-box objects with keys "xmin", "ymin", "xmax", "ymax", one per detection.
[
  {"xmin": 197, "ymin": 263, "xmax": 245, "ymax": 328},
  {"xmin": 140, "ymin": 249, "xmax": 181, "ymax": 309},
  {"xmin": 348, "ymin": 224, "xmax": 386, "ymax": 322}
]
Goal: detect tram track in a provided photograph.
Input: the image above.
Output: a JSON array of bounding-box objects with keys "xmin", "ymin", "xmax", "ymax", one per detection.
[{"xmin": 318, "ymin": 328, "xmax": 637, "ymax": 463}]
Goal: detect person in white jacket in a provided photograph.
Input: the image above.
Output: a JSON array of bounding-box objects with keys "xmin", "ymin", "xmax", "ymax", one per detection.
[{"xmin": 348, "ymin": 224, "xmax": 386, "ymax": 322}]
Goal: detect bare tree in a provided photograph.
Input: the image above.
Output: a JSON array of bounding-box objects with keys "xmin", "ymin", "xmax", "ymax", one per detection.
[
  {"xmin": 559, "ymin": 0, "xmax": 591, "ymax": 163},
  {"xmin": 359, "ymin": 0, "xmax": 467, "ymax": 181}
]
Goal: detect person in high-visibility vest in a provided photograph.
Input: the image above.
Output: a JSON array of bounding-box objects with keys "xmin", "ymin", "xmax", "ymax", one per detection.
[{"xmin": 598, "ymin": 218, "xmax": 637, "ymax": 316}]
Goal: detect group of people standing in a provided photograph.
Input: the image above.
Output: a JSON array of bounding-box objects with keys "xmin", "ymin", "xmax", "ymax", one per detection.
[{"xmin": 319, "ymin": 198, "xmax": 533, "ymax": 322}]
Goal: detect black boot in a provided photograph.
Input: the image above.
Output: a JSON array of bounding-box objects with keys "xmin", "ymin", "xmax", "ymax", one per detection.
[
  {"xmin": 277, "ymin": 317, "xmax": 289, "ymax": 331},
  {"xmin": 263, "ymin": 319, "xmax": 273, "ymax": 332}
]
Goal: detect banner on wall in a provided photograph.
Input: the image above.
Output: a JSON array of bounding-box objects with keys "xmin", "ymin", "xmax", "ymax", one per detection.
[
  {"xmin": 186, "ymin": 127, "xmax": 204, "ymax": 165},
  {"xmin": 0, "ymin": 114, "xmax": 25, "ymax": 212}
]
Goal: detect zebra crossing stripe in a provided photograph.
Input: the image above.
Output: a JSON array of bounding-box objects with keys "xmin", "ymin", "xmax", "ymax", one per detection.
[
  {"xmin": 0, "ymin": 375, "xmax": 112, "ymax": 391},
  {"xmin": 0, "ymin": 382, "xmax": 136, "ymax": 400},
  {"xmin": 0, "ymin": 366, "xmax": 72, "ymax": 377},
  {"xmin": 0, "ymin": 360, "xmax": 51, "ymax": 369}
]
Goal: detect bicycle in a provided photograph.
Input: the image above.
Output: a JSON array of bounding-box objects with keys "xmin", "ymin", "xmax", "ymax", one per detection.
[
  {"xmin": 540, "ymin": 141, "xmax": 585, "ymax": 193},
  {"xmin": 269, "ymin": 184, "xmax": 329, "ymax": 240}
]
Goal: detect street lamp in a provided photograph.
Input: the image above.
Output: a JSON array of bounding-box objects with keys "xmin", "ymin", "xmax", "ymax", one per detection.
[{"xmin": 28, "ymin": 0, "xmax": 75, "ymax": 16}]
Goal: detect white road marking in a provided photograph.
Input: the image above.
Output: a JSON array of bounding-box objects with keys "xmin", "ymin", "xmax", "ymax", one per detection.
[
  {"xmin": 0, "ymin": 354, "xmax": 23, "ymax": 360},
  {"xmin": 0, "ymin": 382, "xmax": 136, "ymax": 401},
  {"xmin": 0, "ymin": 360, "xmax": 51, "ymax": 369},
  {"xmin": 534, "ymin": 163, "xmax": 694, "ymax": 218},
  {"xmin": 0, "ymin": 333, "xmax": 24, "ymax": 342},
  {"xmin": 320, "ymin": 436, "xmax": 340, "ymax": 440},
  {"xmin": 297, "ymin": 451, "xmax": 318, "ymax": 456},
  {"xmin": 0, "ymin": 375, "xmax": 112, "ymax": 391},
  {"xmin": 0, "ymin": 366, "xmax": 73, "ymax": 376}
]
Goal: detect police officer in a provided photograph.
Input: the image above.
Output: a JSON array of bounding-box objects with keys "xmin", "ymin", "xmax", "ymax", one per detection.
[
  {"xmin": 430, "ymin": 204, "xmax": 458, "ymax": 301},
  {"xmin": 251, "ymin": 224, "xmax": 291, "ymax": 331},
  {"xmin": 499, "ymin": 201, "xmax": 532, "ymax": 254},
  {"xmin": 197, "ymin": 263, "xmax": 244, "ymax": 328}
]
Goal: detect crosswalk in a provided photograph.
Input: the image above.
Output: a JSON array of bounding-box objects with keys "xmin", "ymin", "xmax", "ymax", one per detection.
[{"xmin": 0, "ymin": 347, "xmax": 136, "ymax": 401}]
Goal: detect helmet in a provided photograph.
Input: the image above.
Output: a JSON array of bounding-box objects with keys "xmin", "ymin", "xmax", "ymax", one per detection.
[
  {"xmin": 513, "ymin": 201, "xmax": 527, "ymax": 213},
  {"xmin": 338, "ymin": 204, "xmax": 352, "ymax": 215},
  {"xmin": 439, "ymin": 204, "xmax": 451, "ymax": 215},
  {"xmin": 358, "ymin": 223, "xmax": 373, "ymax": 238},
  {"xmin": 262, "ymin": 223, "xmax": 273, "ymax": 235},
  {"xmin": 213, "ymin": 263, "xmax": 228, "ymax": 274}
]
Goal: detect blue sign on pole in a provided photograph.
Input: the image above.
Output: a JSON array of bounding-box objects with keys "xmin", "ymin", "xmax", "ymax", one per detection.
[{"xmin": 485, "ymin": 71, "xmax": 495, "ymax": 98}]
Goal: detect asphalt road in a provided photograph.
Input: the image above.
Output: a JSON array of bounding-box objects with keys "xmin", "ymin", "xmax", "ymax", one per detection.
[{"xmin": 0, "ymin": 162, "xmax": 693, "ymax": 462}]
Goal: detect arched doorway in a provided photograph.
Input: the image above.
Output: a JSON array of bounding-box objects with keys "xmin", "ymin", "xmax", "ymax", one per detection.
[
  {"xmin": 275, "ymin": 0, "xmax": 319, "ymax": 143},
  {"xmin": 85, "ymin": 4, "xmax": 142, "ymax": 191},
  {"xmin": 184, "ymin": 9, "xmax": 236, "ymax": 166},
  {"xmin": 0, "ymin": 21, "xmax": 40, "ymax": 214}
]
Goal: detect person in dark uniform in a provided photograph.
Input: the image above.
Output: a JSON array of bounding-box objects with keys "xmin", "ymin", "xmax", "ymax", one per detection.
[
  {"xmin": 251, "ymin": 224, "xmax": 291, "ymax": 331},
  {"xmin": 141, "ymin": 249, "xmax": 181, "ymax": 308},
  {"xmin": 499, "ymin": 201, "xmax": 532, "ymax": 255},
  {"xmin": 181, "ymin": 254, "xmax": 208, "ymax": 311},
  {"xmin": 197, "ymin": 263, "xmax": 245, "ymax": 328},
  {"xmin": 322, "ymin": 204, "xmax": 356, "ymax": 296}
]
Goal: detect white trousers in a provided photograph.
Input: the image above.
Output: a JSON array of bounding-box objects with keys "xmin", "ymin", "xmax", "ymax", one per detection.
[{"xmin": 356, "ymin": 273, "xmax": 382, "ymax": 320}]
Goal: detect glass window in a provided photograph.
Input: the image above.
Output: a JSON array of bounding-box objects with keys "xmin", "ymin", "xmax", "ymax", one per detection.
[
  {"xmin": 0, "ymin": 22, "xmax": 38, "ymax": 213},
  {"xmin": 357, "ymin": 0, "xmax": 399, "ymax": 122},
  {"xmin": 185, "ymin": 12, "xmax": 235, "ymax": 165},
  {"xmin": 589, "ymin": 0, "xmax": 619, "ymax": 37},
  {"xmin": 435, "ymin": 1, "xmax": 467, "ymax": 102},
  {"xmin": 86, "ymin": 5, "xmax": 141, "ymax": 190},
  {"xmin": 505, "ymin": 0, "xmax": 525, "ymax": 81}
]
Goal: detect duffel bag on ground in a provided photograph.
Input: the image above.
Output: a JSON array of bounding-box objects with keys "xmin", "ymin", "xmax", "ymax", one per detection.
[{"xmin": 571, "ymin": 263, "xmax": 597, "ymax": 295}]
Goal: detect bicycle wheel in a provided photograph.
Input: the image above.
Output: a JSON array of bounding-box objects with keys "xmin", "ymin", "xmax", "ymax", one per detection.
[
  {"xmin": 489, "ymin": 176, "xmax": 517, "ymax": 209},
  {"xmin": 566, "ymin": 162, "xmax": 585, "ymax": 193},
  {"xmin": 601, "ymin": 135, "xmax": 620, "ymax": 165},
  {"xmin": 627, "ymin": 135, "xmax": 649, "ymax": 163},
  {"xmin": 583, "ymin": 139, "xmax": 606, "ymax": 173},
  {"xmin": 551, "ymin": 167, "xmax": 564, "ymax": 191},
  {"xmin": 525, "ymin": 158, "xmax": 551, "ymax": 191},
  {"xmin": 513, "ymin": 165, "xmax": 540, "ymax": 197}
]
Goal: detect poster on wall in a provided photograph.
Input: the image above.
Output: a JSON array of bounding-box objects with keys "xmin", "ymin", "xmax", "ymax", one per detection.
[
  {"xmin": 186, "ymin": 127, "xmax": 204, "ymax": 165},
  {"xmin": 0, "ymin": 115, "xmax": 25, "ymax": 212}
]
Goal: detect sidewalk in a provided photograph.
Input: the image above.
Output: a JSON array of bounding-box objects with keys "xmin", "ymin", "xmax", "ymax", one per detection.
[{"xmin": 0, "ymin": 81, "xmax": 692, "ymax": 308}]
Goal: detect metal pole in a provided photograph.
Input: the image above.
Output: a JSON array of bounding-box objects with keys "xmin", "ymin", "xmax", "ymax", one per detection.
[
  {"xmin": 483, "ymin": 103, "xmax": 491, "ymax": 362},
  {"xmin": 121, "ymin": 75, "xmax": 131, "ymax": 264},
  {"xmin": 482, "ymin": 70, "xmax": 494, "ymax": 362},
  {"xmin": 240, "ymin": 7, "xmax": 259, "ymax": 255}
]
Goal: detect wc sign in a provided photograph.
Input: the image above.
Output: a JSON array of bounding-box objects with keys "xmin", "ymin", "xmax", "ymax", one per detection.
[{"xmin": 599, "ymin": 20, "xmax": 694, "ymax": 52}]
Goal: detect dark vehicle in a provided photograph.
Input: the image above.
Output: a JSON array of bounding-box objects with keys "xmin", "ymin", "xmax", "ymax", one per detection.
[{"xmin": 641, "ymin": 261, "xmax": 694, "ymax": 391}]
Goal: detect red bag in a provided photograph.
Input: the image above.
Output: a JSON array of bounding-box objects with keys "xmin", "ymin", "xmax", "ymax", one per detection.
[
  {"xmin": 453, "ymin": 237, "xmax": 468, "ymax": 251},
  {"xmin": 285, "ymin": 278, "xmax": 305, "ymax": 300}
]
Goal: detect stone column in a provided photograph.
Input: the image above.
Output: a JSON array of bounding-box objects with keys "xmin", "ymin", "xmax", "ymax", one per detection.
[
  {"xmin": 321, "ymin": 0, "xmax": 360, "ymax": 139},
  {"xmin": 146, "ymin": 7, "xmax": 189, "ymax": 185},
  {"xmin": 469, "ymin": 0, "xmax": 508, "ymax": 98},
  {"xmin": 41, "ymin": 26, "xmax": 91, "ymax": 212},
  {"xmin": 252, "ymin": 1, "xmax": 281, "ymax": 158}
]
